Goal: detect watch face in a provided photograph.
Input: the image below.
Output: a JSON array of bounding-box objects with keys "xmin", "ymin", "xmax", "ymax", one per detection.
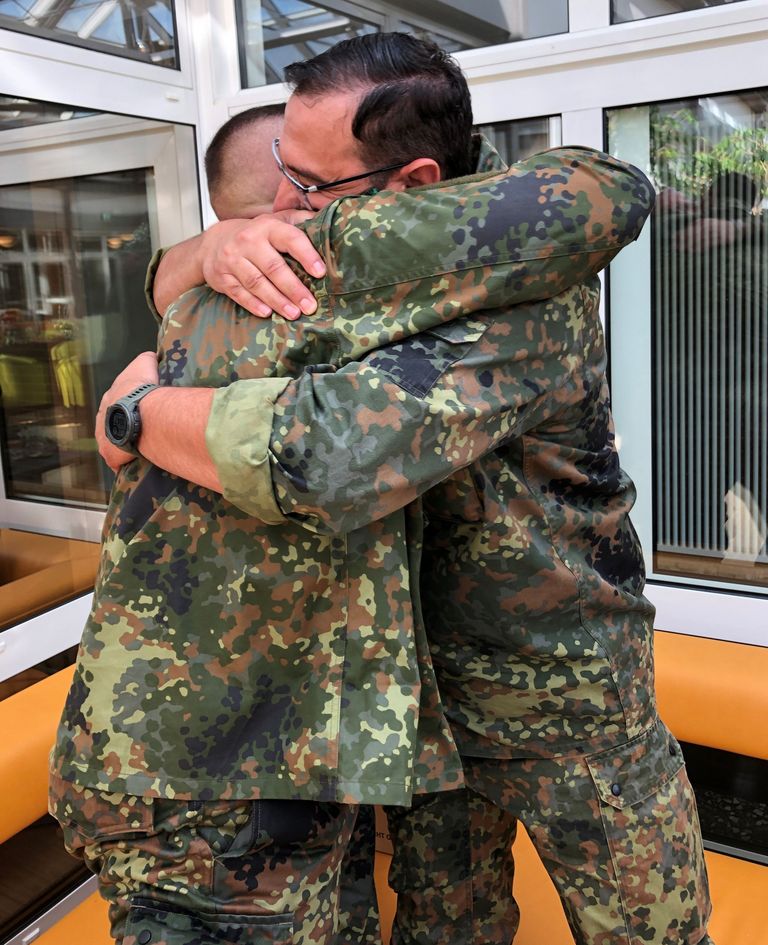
[{"xmin": 108, "ymin": 407, "xmax": 129, "ymax": 442}]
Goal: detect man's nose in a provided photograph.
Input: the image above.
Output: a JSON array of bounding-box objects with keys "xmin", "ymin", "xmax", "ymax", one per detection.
[{"xmin": 272, "ymin": 177, "xmax": 304, "ymax": 212}]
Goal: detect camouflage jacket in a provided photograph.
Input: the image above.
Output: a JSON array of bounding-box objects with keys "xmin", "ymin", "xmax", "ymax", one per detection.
[{"xmin": 51, "ymin": 147, "xmax": 654, "ymax": 804}]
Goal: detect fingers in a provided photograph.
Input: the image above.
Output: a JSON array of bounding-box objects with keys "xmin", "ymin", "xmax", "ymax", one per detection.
[
  {"xmin": 213, "ymin": 257, "xmax": 308, "ymax": 320},
  {"xmin": 276, "ymin": 224, "xmax": 326, "ymax": 281},
  {"xmin": 216, "ymin": 270, "xmax": 290, "ymax": 319},
  {"xmin": 202, "ymin": 217, "xmax": 326, "ymax": 320}
]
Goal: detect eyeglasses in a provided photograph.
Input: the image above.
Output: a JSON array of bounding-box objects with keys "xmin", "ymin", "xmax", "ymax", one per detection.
[{"xmin": 271, "ymin": 137, "xmax": 408, "ymax": 206}]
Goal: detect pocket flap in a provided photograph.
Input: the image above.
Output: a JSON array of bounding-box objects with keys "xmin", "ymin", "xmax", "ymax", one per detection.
[
  {"xmin": 125, "ymin": 897, "xmax": 294, "ymax": 944},
  {"xmin": 427, "ymin": 317, "xmax": 487, "ymax": 345},
  {"xmin": 587, "ymin": 720, "xmax": 684, "ymax": 810}
]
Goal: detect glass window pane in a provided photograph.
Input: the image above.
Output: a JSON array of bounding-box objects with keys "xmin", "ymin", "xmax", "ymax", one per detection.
[
  {"xmin": 0, "ymin": 0, "xmax": 178, "ymax": 69},
  {"xmin": 608, "ymin": 91, "xmax": 768, "ymax": 590},
  {"xmin": 0, "ymin": 169, "xmax": 158, "ymax": 510},
  {"xmin": 237, "ymin": 0, "xmax": 379, "ymax": 88},
  {"xmin": 612, "ymin": 0, "xmax": 746, "ymax": 24},
  {"xmin": 236, "ymin": 0, "xmax": 569, "ymax": 89},
  {"xmin": 0, "ymin": 98, "xmax": 197, "ymax": 634},
  {"xmin": 475, "ymin": 115, "xmax": 561, "ymax": 165},
  {"xmin": 0, "ymin": 528, "xmax": 101, "ymax": 631},
  {"xmin": 401, "ymin": 0, "xmax": 570, "ymax": 55},
  {"xmin": 0, "ymin": 96, "xmax": 97, "ymax": 133}
]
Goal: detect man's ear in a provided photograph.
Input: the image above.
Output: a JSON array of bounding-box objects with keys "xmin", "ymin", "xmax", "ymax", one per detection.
[{"xmin": 388, "ymin": 158, "xmax": 442, "ymax": 190}]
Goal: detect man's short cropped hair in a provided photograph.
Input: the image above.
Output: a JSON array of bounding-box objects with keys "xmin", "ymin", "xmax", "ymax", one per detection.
[
  {"xmin": 205, "ymin": 103, "xmax": 286, "ymax": 196},
  {"xmin": 284, "ymin": 32, "xmax": 474, "ymax": 182}
]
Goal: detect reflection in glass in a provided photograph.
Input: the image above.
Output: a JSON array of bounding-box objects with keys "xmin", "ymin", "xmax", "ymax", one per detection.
[
  {"xmin": 238, "ymin": 0, "xmax": 378, "ymax": 87},
  {"xmin": 0, "ymin": 95, "xmax": 97, "ymax": 133},
  {"xmin": 236, "ymin": 0, "xmax": 569, "ymax": 89},
  {"xmin": 612, "ymin": 0, "xmax": 745, "ymax": 23},
  {"xmin": 399, "ymin": 22, "xmax": 466, "ymax": 54},
  {"xmin": 0, "ymin": 0, "xmax": 178, "ymax": 68},
  {"xmin": 0, "ymin": 169, "xmax": 159, "ymax": 509},
  {"xmin": 476, "ymin": 115, "xmax": 561, "ymax": 165},
  {"xmin": 608, "ymin": 91, "xmax": 767, "ymax": 588}
]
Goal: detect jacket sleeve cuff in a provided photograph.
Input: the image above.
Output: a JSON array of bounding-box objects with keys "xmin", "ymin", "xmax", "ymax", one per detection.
[
  {"xmin": 144, "ymin": 247, "xmax": 166, "ymax": 324},
  {"xmin": 205, "ymin": 378, "xmax": 292, "ymax": 523}
]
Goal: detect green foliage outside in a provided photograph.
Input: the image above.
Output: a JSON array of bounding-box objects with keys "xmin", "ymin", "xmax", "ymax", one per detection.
[{"xmin": 649, "ymin": 107, "xmax": 768, "ymax": 206}]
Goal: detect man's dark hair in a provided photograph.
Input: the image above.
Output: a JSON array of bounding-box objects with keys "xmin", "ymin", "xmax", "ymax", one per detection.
[
  {"xmin": 284, "ymin": 32, "xmax": 474, "ymax": 182},
  {"xmin": 205, "ymin": 103, "xmax": 285, "ymax": 194}
]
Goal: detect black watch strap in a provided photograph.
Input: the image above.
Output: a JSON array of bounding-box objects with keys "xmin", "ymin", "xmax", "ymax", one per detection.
[{"xmin": 121, "ymin": 383, "xmax": 159, "ymax": 409}]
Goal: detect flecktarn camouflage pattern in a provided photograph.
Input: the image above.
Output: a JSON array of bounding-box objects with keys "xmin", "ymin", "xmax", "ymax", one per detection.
[
  {"xmin": 51, "ymin": 144, "xmax": 653, "ymax": 807},
  {"xmin": 211, "ymin": 278, "xmax": 657, "ymax": 761},
  {"xmin": 386, "ymin": 722, "xmax": 713, "ymax": 945},
  {"xmin": 49, "ymin": 772, "xmax": 362, "ymax": 944}
]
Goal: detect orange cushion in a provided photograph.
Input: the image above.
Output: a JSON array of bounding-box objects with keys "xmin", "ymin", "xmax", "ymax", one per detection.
[
  {"xmin": 0, "ymin": 528, "xmax": 99, "ymax": 630},
  {"xmin": 34, "ymin": 889, "xmax": 112, "ymax": 945},
  {"xmin": 0, "ymin": 666, "xmax": 74, "ymax": 845},
  {"xmin": 705, "ymin": 850, "xmax": 768, "ymax": 943},
  {"xmin": 654, "ymin": 630, "xmax": 768, "ymax": 759}
]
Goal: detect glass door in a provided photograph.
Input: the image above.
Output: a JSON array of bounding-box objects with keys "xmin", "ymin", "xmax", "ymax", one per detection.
[{"xmin": 0, "ymin": 99, "xmax": 199, "ymax": 544}]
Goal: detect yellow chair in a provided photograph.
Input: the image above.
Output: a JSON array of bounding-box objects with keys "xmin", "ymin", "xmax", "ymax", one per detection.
[
  {"xmin": 50, "ymin": 340, "xmax": 86, "ymax": 408},
  {"xmin": 0, "ymin": 352, "xmax": 51, "ymax": 408}
]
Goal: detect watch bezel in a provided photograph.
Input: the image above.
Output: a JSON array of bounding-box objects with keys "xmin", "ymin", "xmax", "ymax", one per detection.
[
  {"xmin": 105, "ymin": 402, "xmax": 135, "ymax": 447},
  {"xmin": 104, "ymin": 383, "xmax": 157, "ymax": 451}
]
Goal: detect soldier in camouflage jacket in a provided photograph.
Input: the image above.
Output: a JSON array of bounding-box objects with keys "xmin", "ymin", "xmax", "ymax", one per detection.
[
  {"xmin": 202, "ymin": 161, "xmax": 713, "ymax": 945},
  {"xmin": 49, "ymin": 136, "xmax": 652, "ymax": 944}
]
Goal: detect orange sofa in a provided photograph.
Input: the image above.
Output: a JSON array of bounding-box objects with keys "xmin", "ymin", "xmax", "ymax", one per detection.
[
  {"xmin": 0, "ymin": 666, "xmax": 74, "ymax": 846},
  {"xmin": 2, "ymin": 632, "xmax": 765, "ymax": 944}
]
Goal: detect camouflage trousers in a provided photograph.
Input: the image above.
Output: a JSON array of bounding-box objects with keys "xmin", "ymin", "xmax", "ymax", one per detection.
[
  {"xmin": 49, "ymin": 774, "xmax": 380, "ymax": 945},
  {"xmin": 386, "ymin": 719, "xmax": 714, "ymax": 945}
]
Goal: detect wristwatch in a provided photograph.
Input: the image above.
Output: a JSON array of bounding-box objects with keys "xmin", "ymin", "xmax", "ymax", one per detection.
[{"xmin": 104, "ymin": 383, "xmax": 159, "ymax": 453}]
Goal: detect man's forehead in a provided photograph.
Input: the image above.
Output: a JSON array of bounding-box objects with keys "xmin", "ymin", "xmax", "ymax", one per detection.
[{"xmin": 282, "ymin": 90, "xmax": 363, "ymax": 151}]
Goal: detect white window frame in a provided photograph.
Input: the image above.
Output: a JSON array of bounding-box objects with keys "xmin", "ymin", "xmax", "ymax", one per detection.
[
  {"xmin": 0, "ymin": 594, "xmax": 93, "ymax": 683},
  {"xmin": 0, "ymin": 114, "xmax": 201, "ymax": 541},
  {"xmin": 0, "ymin": 4, "xmax": 198, "ymax": 123}
]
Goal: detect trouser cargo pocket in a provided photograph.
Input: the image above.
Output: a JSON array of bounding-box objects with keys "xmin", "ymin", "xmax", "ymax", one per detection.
[
  {"xmin": 124, "ymin": 897, "xmax": 294, "ymax": 945},
  {"xmin": 586, "ymin": 720, "xmax": 712, "ymax": 945}
]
